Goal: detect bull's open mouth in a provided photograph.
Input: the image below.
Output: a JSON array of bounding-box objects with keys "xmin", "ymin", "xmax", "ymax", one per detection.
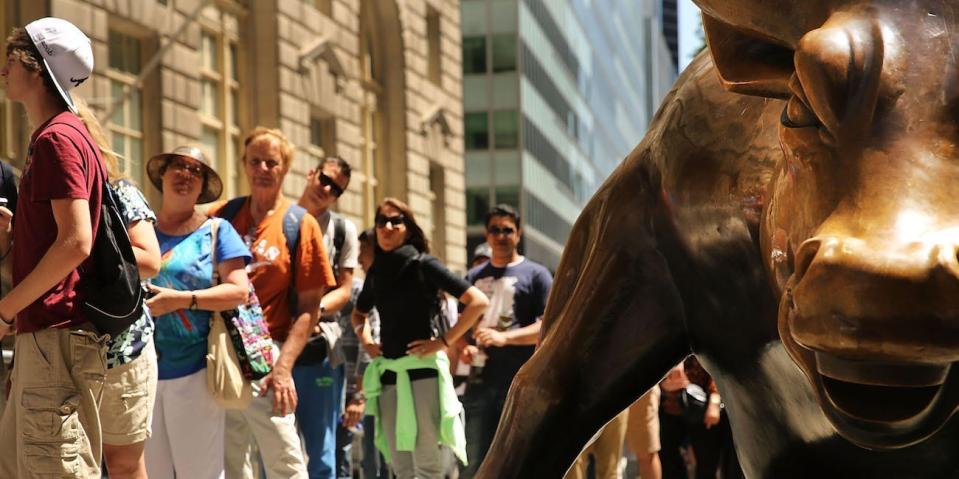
[
  {"xmin": 816, "ymin": 353, "xmax": 947, "ymax": 422},
  {"xmin": 806, "ymin": 351, "xmax": 958, "ymax": 448}
]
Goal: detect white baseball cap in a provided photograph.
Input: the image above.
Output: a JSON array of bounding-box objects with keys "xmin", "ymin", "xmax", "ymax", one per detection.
[{"xmin": 24, "ymin": 17, "xmax": 94, "ymax": 114}]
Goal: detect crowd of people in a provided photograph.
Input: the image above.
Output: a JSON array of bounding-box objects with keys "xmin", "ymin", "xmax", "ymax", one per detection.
[{"xmin": 0, "ymin": 15, "xmax": 742, "ymax": 479}]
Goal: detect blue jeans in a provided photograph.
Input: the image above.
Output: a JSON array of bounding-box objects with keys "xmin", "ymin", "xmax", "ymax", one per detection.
[
  {"xmin": 293, "ymin": 358, "xmax": 345, "ymax": 479},
  {"xmin": 459, "ymin": 382, "xmax": 509, "ymax": 479}
]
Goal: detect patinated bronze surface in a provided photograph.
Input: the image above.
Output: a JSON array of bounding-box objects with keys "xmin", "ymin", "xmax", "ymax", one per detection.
[{"xmin": 475, "ymin": 2, "xmax": 959, "ymax": 477}]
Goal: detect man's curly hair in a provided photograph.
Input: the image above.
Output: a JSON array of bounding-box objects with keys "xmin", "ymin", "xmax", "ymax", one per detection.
[{"xmin": 5, "ymin": 27, "xmax": 61, "ymax": 98}]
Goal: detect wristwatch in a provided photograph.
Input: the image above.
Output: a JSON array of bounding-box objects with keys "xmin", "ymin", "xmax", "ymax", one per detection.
[{"xmin": 189, "ymin": 293, "xmax": 198, "ymax": 311}]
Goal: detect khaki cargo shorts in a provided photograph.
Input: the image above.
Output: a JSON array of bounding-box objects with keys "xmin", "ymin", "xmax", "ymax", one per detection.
[
  {"xmin": 101, "ymin": 340, "xmax": 158, "ymax": 445},
  {"xmin": 627, "ymin": 385, "xmax": 661, "ymax": 454},
  {"xmin": 0, "ymin": 325, "xmax": 108, "ymax": 478}
]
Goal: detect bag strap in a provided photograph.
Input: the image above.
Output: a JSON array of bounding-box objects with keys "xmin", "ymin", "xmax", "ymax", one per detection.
[
  {"xmin": 210, "ymin": 218, "xmax": 221, "ymax": 285},
  {"xmin": 283, "ymin": 203, "xmax": 307, "ymax": 315}
]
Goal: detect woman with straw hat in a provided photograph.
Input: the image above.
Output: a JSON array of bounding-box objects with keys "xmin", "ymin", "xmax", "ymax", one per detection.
[{"xmin": 143, "ymin": 146, "xmax": 251, "ymax": 478}]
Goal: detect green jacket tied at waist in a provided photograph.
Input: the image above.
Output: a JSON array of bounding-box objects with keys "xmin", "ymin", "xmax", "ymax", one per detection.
[{"xmin": 363, "ymin": 351, "xmax": 467, "ymax": 465}]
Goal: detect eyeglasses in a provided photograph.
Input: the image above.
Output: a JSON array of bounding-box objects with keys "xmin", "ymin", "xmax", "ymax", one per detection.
[
  {"xmin": 248, "ymin": 157, "xmax": 281, "ymax": 170},
  {"xmin": 168, "ymin": 159, "xmax": 204, "ymax": 179},
  {"xmin": 319, "ymin": 172, "xmax": 345, "ymax": 197},
  {"xmin": 375, "ymin": 214, "xmax": 406, "ymax": 228},
  {"xmin": 487, "ymin": 226, "xmax": 516, "ymax": 237}
]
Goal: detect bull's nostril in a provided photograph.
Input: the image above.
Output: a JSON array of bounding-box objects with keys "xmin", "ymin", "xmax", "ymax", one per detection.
[{"xmin": 794, "ymin": 239, "xmax": 821, "ymax": 282}]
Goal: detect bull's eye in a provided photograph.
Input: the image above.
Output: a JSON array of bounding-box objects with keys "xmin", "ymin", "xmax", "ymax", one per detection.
[{"xmin": 781, "ymin": 96, "xmax": 820, "ymax": 129}]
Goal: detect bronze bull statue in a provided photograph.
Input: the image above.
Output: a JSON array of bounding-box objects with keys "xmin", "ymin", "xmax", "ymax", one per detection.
[{"xmin": 475, "ymin": 1, "xmax": 958, "ymax": 477}]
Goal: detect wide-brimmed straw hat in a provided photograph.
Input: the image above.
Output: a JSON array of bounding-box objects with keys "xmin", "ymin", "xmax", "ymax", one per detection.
[{"xmin": 146, "ymin": 146, "xmax": 223, "ymax": 203}]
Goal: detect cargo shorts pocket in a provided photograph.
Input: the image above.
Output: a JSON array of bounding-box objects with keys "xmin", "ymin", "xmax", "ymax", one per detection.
[{"xmin": 20, "ymin": 386, "xmax": 84, "ymax": 476}]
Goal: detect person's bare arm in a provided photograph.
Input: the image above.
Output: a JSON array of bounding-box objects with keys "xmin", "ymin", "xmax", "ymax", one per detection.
[
  {"xmin": 353, "ymin": 309, "xmax": 381, "ymax": 358},
  {"xmin": 321, "ymin": 267, "xmax": 353, "ymax": 316},
  {"xmin": 475, "ymin": 320, "xmax": 543, "ymax": 348},
  {"xmin": 128, "ymin": 219, "xmax": 161, "ymax": 279},
  {"xmin": 0, "ymin": 199, "xmax": 93, "ymax": 330},
  {"xmin": 146, "ymin": 258, "xmax": 249, "ymax": 315},
  {"xmin": 265, "ymin": 286, "xmax": 325, "ymax": 415}
]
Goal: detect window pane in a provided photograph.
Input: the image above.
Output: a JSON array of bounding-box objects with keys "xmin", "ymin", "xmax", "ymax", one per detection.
[
  {"xmin": 464, "ymin": 112, "xmax": 489, "ymax": 150},
  {"xmin": 201, "ymin": 33, "xmax": 217, "ymax": 71},
  {"xmin": 108, "ymin": 30, "xmax": 141, "ymax": 75},
  {"xmin": 462, "ymin": 36, "xmax": 486, "ymax": 74},
  {"xmin": 228, "ymin": 43, "xmax": 239, "ymax": 82},
  {"xmin": 466, "ymin": 187, "xmax": 490, "ymax": 226},
  {"xmin": 230, "ymin": 89, "xmax": 240, "ymax": 125},
  {"xmin": 110, "ymin": 81, "xmax": 126, "ymax": 126},
  {"xmin": 130, "ymin": 88, "xmax": 142, "ymax": 131},
  {"xmin": 112, "ymin": 134, "xmax": 127, "ymax": 172},
  {"xmin": 491, "ymin": 35, "xmax": 516, "ymax": 73},
  {"xmin": 493, "ymin": 110, "xmax": 518, "ymax": 149},
  {"xmin": 108, "ymin": 30, "xmax": 123, "ymax": 72},
  {"xmin": 201, "ymin": 79, "xmax": 220, "ymax": 116},
  {"xmin": 495, "ymin": 186, "xmax": 519, "ymax": 211},
  {"xmin": 427, "ymin": 8, "xmax": 441, "ymax": 84},
  {"xmin": 129, "ymin": 137, "xmax": 143, "ymax": 182},
  {"xmin": 202, "ymin": 127, "xmax": 219, "ymax": 162}
]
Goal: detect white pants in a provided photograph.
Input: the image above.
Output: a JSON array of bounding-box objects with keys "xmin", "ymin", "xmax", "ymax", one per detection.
[
  {"xmin": 224, "ymin": 377, "xmax": 308, "ymax": 479},
  {"xmin": 145, "ymin": 368, "xmax": 225, "ymax": 479}
]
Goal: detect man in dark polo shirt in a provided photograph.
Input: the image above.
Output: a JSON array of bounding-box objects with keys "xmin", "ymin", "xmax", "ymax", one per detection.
[{"xmin": 0, "ymin": 17, "xmax": 108, "ymax": 477}]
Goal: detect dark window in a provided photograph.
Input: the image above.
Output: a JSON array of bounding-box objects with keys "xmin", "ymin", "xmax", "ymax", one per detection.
[
  {"xmin": 108, "ymin": 30, "xmax": 141, "ymax": 75},
  {"xmin": 310, "ymin": 116, "xmax": 337, "ymax": 156},
  {"xmin": 493, "ymin": 110, "xmax": 518, "ymax": 150},
  {"xmin": 491, "ymin": 34, "xmax": 516, "ymax": 73},
  {"xmin": 462, "ymin": 36, "xmax": 487, "ymax": 74},
  {"xmin": 464, "ymin": 112, "xmax": 489, "ymax": 150},
  {"xmin": 466, "ymin": 187, "xmax": 491, "ymax": 225},
  {"xmin": 494, "ymin": 186, "xmax": 520, "ymax": 213},
  {"xmin": 427, "ymin": 8, "xmax": 442, "ymax": 84}
]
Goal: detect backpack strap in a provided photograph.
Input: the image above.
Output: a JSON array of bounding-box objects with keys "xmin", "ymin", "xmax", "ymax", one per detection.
[
  {"xmin": 331, "ymin": 213, "xmax": 345, "ymax": 280},
  {"xmin": 283, "ymin": 203, "xmax": 307, "ymax": 315},
  {"xmin": 218, "ymin": 196, "xmax": 249, "ymax": 222},
  {"xmin": 210, "ymin": 218, "xmax": 221, "ymax": 284}
]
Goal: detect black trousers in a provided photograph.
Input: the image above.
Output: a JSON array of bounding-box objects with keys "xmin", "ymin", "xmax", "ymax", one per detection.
[{"xmin": 660, "ymin": 411, "xmax": 742, "ymax": 479}]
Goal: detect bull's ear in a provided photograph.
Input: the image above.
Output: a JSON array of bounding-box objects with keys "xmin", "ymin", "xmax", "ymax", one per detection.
[{"xmin": 704, "ymin": 14, "xmax": 794, "ymax": 99}]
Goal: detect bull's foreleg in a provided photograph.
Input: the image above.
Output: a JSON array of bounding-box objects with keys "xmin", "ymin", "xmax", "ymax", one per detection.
[{"xmin": 475, "ymin": 159, "xmax": 691, "ymax": 478}]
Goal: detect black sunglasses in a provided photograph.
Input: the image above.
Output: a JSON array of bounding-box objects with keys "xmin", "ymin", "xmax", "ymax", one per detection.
[
  {"xmin": 167, "ymin": 159, "xmax": 204, "ymax": 179},
  {"xmin": 487, "ymin": 226, "xmax": 516, "ymax": 236},
  {"xmin": 375, "ymin": 214, "xmax": 406, "ymax": 228},
  {"xmin": 319, "ymin": 172, "xmax": 345, "ymax": 197}
]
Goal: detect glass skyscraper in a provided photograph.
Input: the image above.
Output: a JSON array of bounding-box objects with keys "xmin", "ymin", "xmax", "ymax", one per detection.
[{"xmin": 462, "ymin": 0, "xmax": 677, "ymax": 270}]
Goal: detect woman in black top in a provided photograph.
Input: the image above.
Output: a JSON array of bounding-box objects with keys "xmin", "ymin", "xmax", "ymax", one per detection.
[{"xmin": 353, "ymin": 197, "xmax": 488, "ymax": 479}]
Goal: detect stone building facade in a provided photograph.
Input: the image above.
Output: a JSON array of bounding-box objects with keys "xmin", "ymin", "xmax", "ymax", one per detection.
[{"xmin": 0, "ymin": 0, "xmax": 468, "ymax": 270}]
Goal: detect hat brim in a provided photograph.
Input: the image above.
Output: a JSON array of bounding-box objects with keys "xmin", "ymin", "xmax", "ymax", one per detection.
[
  {"xmin": 146, "ymin": 153, "xmax": 223, "ymax": 204},
  {"xmin": 41, "ymin": 57, "xmax": 77, "ymax": 114}
]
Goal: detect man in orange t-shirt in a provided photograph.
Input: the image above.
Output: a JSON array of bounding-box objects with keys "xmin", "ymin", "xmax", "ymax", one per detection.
[{"xmin": 210, "ymin": 127, "xmax": 335, "ymax": 479}]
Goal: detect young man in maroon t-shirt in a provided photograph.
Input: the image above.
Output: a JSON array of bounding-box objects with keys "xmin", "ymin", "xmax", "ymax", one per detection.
[{"xmin": 0, "ymin": 18, "xmax": 109, "ymax": 477}]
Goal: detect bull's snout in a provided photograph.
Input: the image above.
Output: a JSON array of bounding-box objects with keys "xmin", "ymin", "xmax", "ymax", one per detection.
[
  {"xmin": 790, "ymin": 234, "xmax": 959, "ymax": 365},
  {"xmin": 785, "ymin": 234, "xmax": 959, "ymax": 442}
]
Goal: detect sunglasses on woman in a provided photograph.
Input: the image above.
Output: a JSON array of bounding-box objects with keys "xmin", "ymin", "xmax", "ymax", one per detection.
[
  {"xmin": 375, "ymin": 214, "xmax": 406, "ymax": 228},
  {"xmin": 319, "ymin": 172, "xmax": 345, "ymax": 197},
  {"xmin": 168, "ymin": 159, "xmax": 204, "ymax": 179}
]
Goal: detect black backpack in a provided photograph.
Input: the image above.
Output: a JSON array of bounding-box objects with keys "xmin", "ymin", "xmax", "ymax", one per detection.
[
  {"xmin": 51, "ymin": 122, "xmax": 144, "ymax": 337},
  {"xmin": 82, "ymin": 183, "xmax": 144, "ymax": 337}
]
